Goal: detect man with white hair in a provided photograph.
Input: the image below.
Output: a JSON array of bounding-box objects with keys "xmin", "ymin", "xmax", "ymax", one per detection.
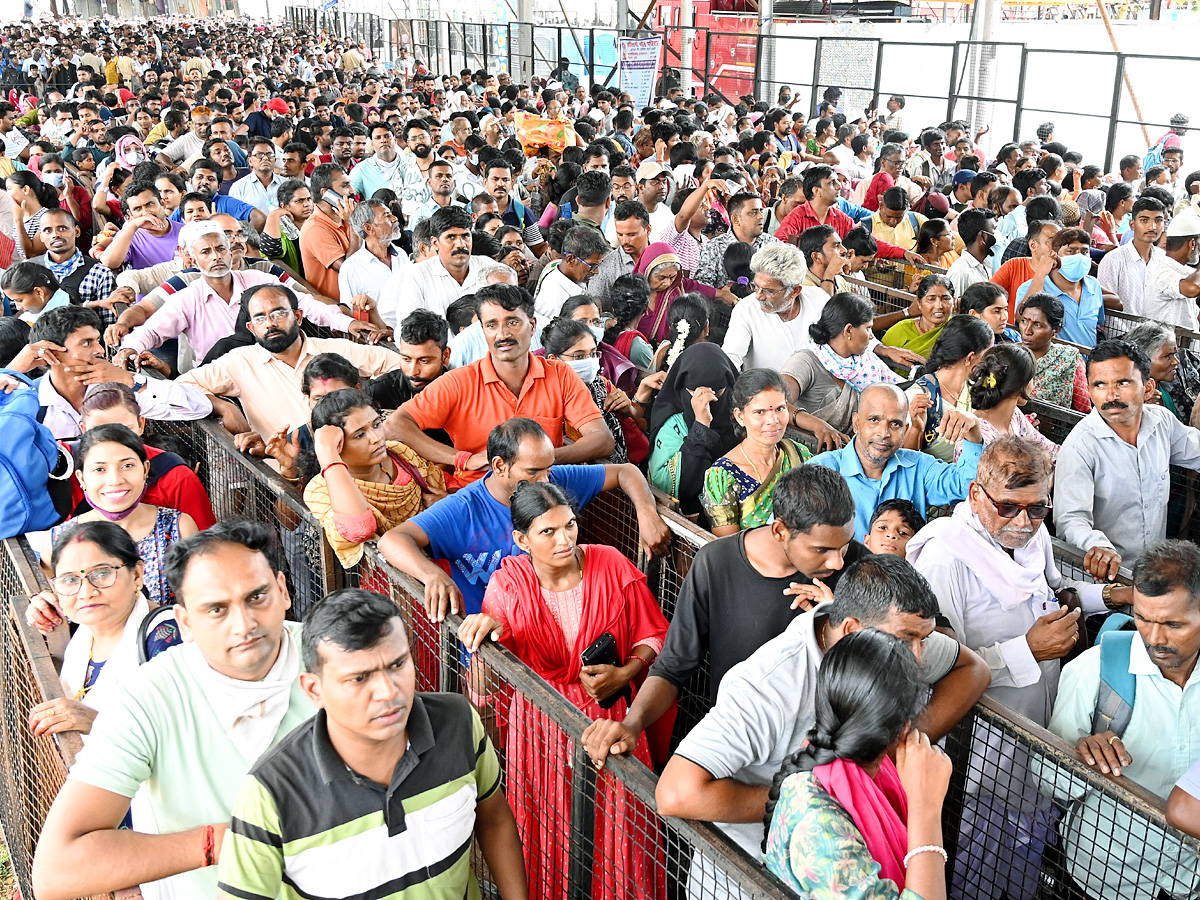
[
  {"xmin": 337, "ymin": 200, "xmax": 410, "ymax": 314},
  {"xmin": 722, "ymin": 242, "xmax": 830, "ymax": 372},
  {"xmin": 907, "ymin": 435, "xmax": 1125, "ymax": 900},
  {"xmin": 115, "ymin": 221, "xmax": 367, "ymax": 368}
]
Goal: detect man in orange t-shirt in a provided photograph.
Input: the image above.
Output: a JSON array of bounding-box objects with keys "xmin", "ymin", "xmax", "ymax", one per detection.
[
  {"xmin": 299, "ymin": 164, "xmax": 355, "ymax": 302},
  {"xmin": 992, "ymin": 220, "xmax": 1061, "ymax": 322},
  {"xmin": 384, "ymin": 283, "xmax": 615, "ymax": 484}
]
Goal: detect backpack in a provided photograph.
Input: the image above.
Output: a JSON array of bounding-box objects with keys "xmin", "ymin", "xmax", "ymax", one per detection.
[
  {"xmin": 1090, "ymin": 613, "xmax": 1137, "ymax": 738},
  {"xmin": 57, "ymin": 254, "xmax": 101, "ymax": 306},
  {"xmin": 0, "ymin": 370, "xmax": 68, "ymax": 539},
  {"xmin": 1143, "ymin": 134, "xmax": 1171, "ymax": 173},
  {"xmin": 136, "ymin": 604, "xmax": 182, "ymax": 664}
]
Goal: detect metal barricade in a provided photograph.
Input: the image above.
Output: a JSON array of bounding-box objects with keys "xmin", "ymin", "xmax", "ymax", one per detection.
[
  {"xmin": 354, "ymin": 544, "xmax": 797, "ymax": 900},
  {"xmin": 940, "ymin": 696, "xmax": 1200, "ymax": 900},
  {"xmin": 844, "ymin": 272, "xmax": 916, "ymax": 318},
  {"xmin": 150, "ymin": 417, "xmax": 341, "ymax": 620},
  {"xmin": 0, "ymin": 539, "xmax": 111, "ymax": 900}
]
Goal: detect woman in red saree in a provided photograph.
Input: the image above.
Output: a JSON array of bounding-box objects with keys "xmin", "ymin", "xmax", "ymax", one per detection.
[
  {"xmin": 459, "ymin": 481, "xmax": 668, "ymax": 900},
  {"xmin": 633, "ymin": 242, "xmax": 718, "ymax": 344}
]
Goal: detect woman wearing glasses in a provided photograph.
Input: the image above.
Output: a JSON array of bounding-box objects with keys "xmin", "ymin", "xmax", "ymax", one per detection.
[
  {"xmin": 42, "ymin": 424, "xmax": 198, "ymax": 606},
  {"xmin": 25, "ymin": 521, "xmax": 181, "ymax": 739}
]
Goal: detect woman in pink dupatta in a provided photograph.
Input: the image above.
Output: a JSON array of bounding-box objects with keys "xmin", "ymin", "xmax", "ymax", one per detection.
[
  {"xmin": 633, "ymin": 242, "xmax": 718, "ymax": 344},
  {"xmin": 763, "ymin": 629, "xmax": 954, "ymax": 900},
  {"xmin": 459, "ymin": 481, "xmax": 668, "ymax": 900}
]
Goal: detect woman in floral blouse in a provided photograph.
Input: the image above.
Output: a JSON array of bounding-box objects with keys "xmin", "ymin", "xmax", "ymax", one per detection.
[
  {"xmin": 1017, "ymin": 292, "xmax": 1092, "ymax": 412},
  {"xmin": 764, "ymin": 629, "xmax": 953, "ymax": 900}
]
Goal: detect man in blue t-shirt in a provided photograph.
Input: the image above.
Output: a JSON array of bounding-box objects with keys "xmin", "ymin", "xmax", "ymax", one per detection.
[{"xmin": 379, "ymin": 418, "xmax": 670, "ymax": 619}]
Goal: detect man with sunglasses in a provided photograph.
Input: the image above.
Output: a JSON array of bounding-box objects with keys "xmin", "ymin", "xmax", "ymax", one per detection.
[
  {"xmin": 907, "ymin": 435, "xmax": 1133, "ymax": 900},
  {"xmin": 909, "ymin": 435, "xmax": 1127, "ymax": 726}
]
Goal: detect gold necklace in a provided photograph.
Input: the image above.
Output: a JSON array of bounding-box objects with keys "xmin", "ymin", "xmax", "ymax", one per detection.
[{"xmin": 739, "ymin": 445, "xmax": 768, "ymax": 482}]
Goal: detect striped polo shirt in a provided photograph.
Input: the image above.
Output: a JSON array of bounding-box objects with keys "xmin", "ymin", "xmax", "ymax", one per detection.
[{"xmin": 217, "ymin": 693, "xmax": 501, "ymax": 900}]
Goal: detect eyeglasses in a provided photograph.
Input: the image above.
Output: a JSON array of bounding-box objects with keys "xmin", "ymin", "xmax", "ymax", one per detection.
[
  {"xmin": 562, "ymin": 349, "xmax": 597, "ymax": 360},
  {"xmin": 572, "ymin": 256, "xmax": 599, "ymax": 272},
  {"xmin": 52, "ymin": 564, "xmax": 126, "ymax": 594},
  {"xmin": 250, "ymin": 152, "xmax": 275, "ymax": 159},
  {"xmin": 977, "ymin": 484, "xmax": 1051, "ymax": 521},
  {"xmin": 250, "ymin": 308, "xmax": 294, "ymax": 325},
  {"xmin": 754, "ymin": 283, "xmax": 788, "ymax": 300}
]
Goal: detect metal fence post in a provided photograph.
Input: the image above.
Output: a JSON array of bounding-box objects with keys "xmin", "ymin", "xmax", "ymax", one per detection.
[
  {"xmin": 482, "ymin": 24, "xmax": 489, "ymax": 76},
  {"xmin": 810, "ymin": 37, "xmax": 823, "ymax": 118},
  {"xmin": 946, "ymin": 42, "xmax": 961, "ymax": 123},
  {"xmin": 872, "ymin": 40, "xmax": 885, "ymax": 112},
  {"xmin": 567, "ymin": 743, "xmax": 598, "ymax": 900},
  {"xmin": 1012, "ymin": 47, "xmax": 1029, "ymax": 142},
  {"xmin": 752, "ymin": 29, "xmax": 763, "ymax": 102},
  {"xmin": 588, "ymin": 27, "xmax": 596, "ymax": 87},
  {"xmin": 1104, "ymin": 54, "xmax": 1126, "ymax": 173}
]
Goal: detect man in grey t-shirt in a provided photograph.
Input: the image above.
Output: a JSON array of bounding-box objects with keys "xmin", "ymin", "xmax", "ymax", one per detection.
[{"xmin": 655, "ymin": 554, "xmax": 990, "ymax": 899}]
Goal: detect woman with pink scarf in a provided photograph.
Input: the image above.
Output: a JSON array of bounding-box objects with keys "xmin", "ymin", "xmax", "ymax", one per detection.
[{"xmin": 764, "ymin": 628, "xmax": 953, "ymax": 900}]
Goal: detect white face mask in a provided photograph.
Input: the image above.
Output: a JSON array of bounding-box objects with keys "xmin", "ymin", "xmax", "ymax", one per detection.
[
  {"xmin": 567, "ymin": 356, "xmax": 600, "ymax": 384},
  {"xmin": 587, "ymin": 324, "xmax": 605, "ymax": 345}
]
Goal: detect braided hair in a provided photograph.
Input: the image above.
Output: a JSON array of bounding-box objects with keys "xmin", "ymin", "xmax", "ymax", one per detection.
[{"xmin": 762, "ymin": 629, "xmax": 923, "ymax": 851}]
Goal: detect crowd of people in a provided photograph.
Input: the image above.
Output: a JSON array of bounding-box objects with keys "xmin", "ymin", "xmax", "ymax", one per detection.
[{"xmin": 3, "ymin": 12, "xmax": 1200, "ymax": 900}]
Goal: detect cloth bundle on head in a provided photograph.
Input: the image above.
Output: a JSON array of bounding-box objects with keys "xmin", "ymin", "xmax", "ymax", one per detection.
[
  {"xmin": 514, "ymin": 110, "xmax": 576, "ymax": 154},
  {"xmin": 648, "ymin": 341, "xmax": 739, "ymax": 450}
]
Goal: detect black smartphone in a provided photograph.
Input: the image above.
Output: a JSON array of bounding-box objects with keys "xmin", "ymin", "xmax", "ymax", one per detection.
[{"xmin": 580, "ymin": 632, "xmax": 632, "ymax": 710}]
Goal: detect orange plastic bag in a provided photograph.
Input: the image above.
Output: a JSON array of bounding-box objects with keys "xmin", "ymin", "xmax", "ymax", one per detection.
[{"xmin": 515, "ymin": 111, "xmax": 576, "ymax": 154}]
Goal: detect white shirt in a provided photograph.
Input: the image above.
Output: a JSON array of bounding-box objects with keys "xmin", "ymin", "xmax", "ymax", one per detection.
[
  {"xmin": 36, "ymin": 371, "xmax": 212, "ymax": 440},
  {"xmin": 907, "ymin": 503, "xmax": 1104, "ymax": 726},
  {"xmin": 721, "ymin": 287, "xmax": 829, "ymax": 371},
  {"xmin": 648, "ymin": 203, "xmax": 674, "ymax": 243},
  {"xmin": 1, "ymin": 126, "xmax": 29, "ymax": 159},
  {"xmin": 1054, "ymin": 404, "xmax": 1200, "ymax": 566},
  {"xmin": 946, "ymin": 251, "xmax": 992, "ymax": 298},
  {"xmin": 1145, "ymin": 255, "xmax": 1200, "ymax": 330},
  {"xmin": 229, "ymin": 172, "xmax": 283, "ymax": 212},
  {"xmin": 1097, "ymin": 241, "xmax": 1165, "ymax": 316},
  {"xmin": 533, "ymin": 264, "xmax": 583, "ymax": 321},
  {"xmin": 377, "ymin": 254, "xmax": 491, "ymax": 329},
  {"xmin": 337, "ymin": 244, "xmax": 410, "ymax": 306}
]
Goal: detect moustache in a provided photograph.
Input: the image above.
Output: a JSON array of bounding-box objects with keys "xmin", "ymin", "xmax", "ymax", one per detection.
[
  {"xmin": 1101, "ymin": 401, "xmax": 1129, "ymax": 410},
  {"xmin": 452, "ymin": 248, "xmax": 469, "ymax": 256},
  {"xmin": 493, "ymin": 340, "xmax": 516, "ymax": 349}
]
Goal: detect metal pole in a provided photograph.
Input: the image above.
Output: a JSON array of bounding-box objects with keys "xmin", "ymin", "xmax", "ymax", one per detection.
[
  {"xmin": 871, "ymin": 39, "xmax": 885, "ymax": 118},
  {"xmin": 566, "ymin": 743, "xmax": 598, "ymax": 900},
  {"xmin": 587, "ymin": 27, "xmax": 596, "ymax": 88},
  {"xmin": 759, "ymin": 0, "xmax": 776, "ymax": 105},
  {"xmin": 1104, "ymin": 54, "xmax": 1125, "ymax": 173},
  {"xmin": 617, "ymin": 0, "xmax": 629, "ymax": 30},
  {"xmin": 680, "ymin": 0, "xmax": 693, "ymax": 98},
  {"xmin": 947, "ymin": 42, "xmax": 960, "ymax": 123},
  {"xmin": 1012, "ymin": 47, "xmax": 1028, "ymax": 143},
  {"xmin": 1095, "ymin": 0, "xmax": 1151, "ymax": 147},
  {"xmin": 810, "ymin": 37, "xmax": 823, "ymax": 118}
]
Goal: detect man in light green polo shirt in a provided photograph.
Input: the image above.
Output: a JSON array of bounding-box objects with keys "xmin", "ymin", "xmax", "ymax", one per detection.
[{"xmin": 32, "ymin": 521, "xmax": 316, "ymax": 900}]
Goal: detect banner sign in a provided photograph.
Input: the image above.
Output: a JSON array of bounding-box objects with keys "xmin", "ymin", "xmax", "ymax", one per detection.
[{"xmin": 618, "ymin": 36, "xmax": 662, "ymax": 110}]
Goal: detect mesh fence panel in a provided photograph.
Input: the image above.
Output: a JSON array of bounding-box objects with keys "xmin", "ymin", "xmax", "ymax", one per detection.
[
  {"xmin": 844, "ymin": 273, "xmax": 916, "ymax": 318},
  {"xmin": 941, "ymin": 698, "xmax": 1200, "ymax": 900},
  {"xmin": 355, "ymin": 545, "xmax": 797, "ymax": 900},
  {"xmin": 151, "ymin": 417, "xmax": 339, "ymax": 620},
  {"xmin": 0, "ymin": 540, "xmax": 108, "ymax": 900}
]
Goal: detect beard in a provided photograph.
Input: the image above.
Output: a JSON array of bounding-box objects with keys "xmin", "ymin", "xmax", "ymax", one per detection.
[
  {"xmin": 257, "ymin": 321, "xmax": 300, "ymax": 353},
  {"xmin": 412, "ymin": 142, "xmax": 432, "ymax": 158}
]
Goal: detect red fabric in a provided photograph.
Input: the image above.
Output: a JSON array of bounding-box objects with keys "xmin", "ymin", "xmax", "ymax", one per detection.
[
  {"xmin": 863, "ymin": 171, "xmax": 895, "ymax": 212},
  {"xmin": 813, "ymin": 757, "xmax": 909, "ymax": 890},
  {"xmin": 485, "ymin": 546, "xmax": 668, "ymax": 900},
  {"xmin": 61, "ymin": 187, "xmax": 95, "ymax": 237},
  {"xmin": 775, "ymin": 201, "xmax": 855, "ymax": 243},
  {"xmin": 1072, "ymin": 358, "xmax": 1094, "ymax": 413},
  {"xmin": 633, "ymin": 243, "xmax": 717, "ymax": 344}
]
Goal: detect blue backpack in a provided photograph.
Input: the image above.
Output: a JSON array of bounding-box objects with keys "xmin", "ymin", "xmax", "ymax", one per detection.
[
  {"xmin": 1143, "ymin": 134, "xmax": 1172, "ymax": 173},
  {"xmin": 0, "ymin": 370, "xmax": 67, "ymax": 539},
  {"xmin": 1090, "ymin": 613, "xmax": 1137, "ymax": 738}
]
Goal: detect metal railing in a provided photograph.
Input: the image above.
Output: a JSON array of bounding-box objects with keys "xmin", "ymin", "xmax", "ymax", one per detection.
[{"xmin": 4, "ymin": 408, "xmax": 1199, "ymax": 900}]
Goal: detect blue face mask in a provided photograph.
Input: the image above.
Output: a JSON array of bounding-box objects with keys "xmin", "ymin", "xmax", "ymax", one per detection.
[{"xmin": 1058, "ymin": 252, "xmax": 1090, "ymax": 282}]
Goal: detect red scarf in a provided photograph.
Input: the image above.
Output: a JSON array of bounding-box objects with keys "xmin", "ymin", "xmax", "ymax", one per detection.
[{"xmin": 813, "ymin": 757, "xmax": 909, "ymax": 889}]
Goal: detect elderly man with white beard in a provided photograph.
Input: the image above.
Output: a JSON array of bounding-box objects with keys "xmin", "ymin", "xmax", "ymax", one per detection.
[{"xmin": 906, "ymin": 434, "xmax": 1134, "ymax": 900}]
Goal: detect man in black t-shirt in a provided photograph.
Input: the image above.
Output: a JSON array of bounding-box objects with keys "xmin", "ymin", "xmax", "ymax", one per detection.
[{"xmin": 581, "ymin": 464, "xmax": 867, "ymax": 767}]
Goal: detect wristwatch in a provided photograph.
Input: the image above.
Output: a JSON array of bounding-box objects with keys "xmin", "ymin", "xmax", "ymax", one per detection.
[{"xmin": 1102, "ymin": 582, "xmax": 1120, "ymax": 609}]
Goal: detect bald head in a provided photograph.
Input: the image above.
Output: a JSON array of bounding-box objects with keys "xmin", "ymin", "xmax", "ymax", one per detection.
[{"xmin": 859, "ymin": 383, "xmax": 908, "ymax": 412}]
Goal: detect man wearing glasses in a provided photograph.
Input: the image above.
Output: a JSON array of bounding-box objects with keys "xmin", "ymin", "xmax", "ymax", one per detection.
[
  {"xmin": 532, "ymin": 224, "xmax": 608, "ymax": 321},
  {"xmin": 230, "ymin": 136, "xmax": 286, "ymax": 212},
  {"xmin": 907, "ymin": 435, "xmax": 1128, "ymax": 900}
]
